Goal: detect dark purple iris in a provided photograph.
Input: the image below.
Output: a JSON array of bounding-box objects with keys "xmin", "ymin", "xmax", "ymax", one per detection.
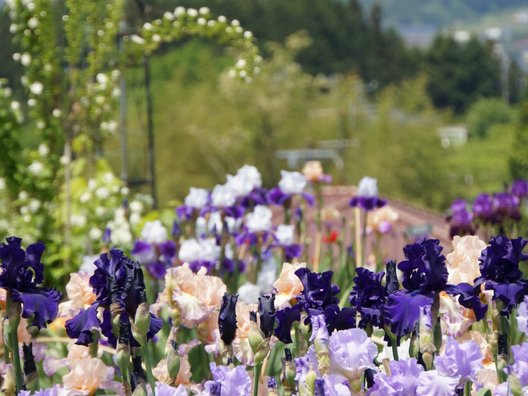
[
  {"xmin": 267, "ymin": 187, "xmax": 315, "ymax": 207},
  {"xmin": 239, "ymin": 187, "xmax": 269, "ymax": 209},
  {"xmin": 309, "ymin": 305, "xmax": 356, "ymax": 333},
  {"xmin": 274, "ymin": 305, "xmax": 301, "ymax": 344},
  {"xmin": 474, "ymin": 236, "xmax": 528, "ymax": 314},
  {"xmin": 492, "ymin": 192, "xmax": 521, "ymax": 223},
  {"xmin": 445, "ymin": 283, "xmax": 488, "ymax": 321},
  {"xmin": 66, "ymin": 303, "xmax": 115, "ymax": 346},
  {"xmin": 384, "ymin": 291, "xmax": 433, "ymax": 337},
  {"xmin": 349, "ymin": 268, "xmax": 388, "ymax": 328},
  {"xmin": 0, "ymin": 237, "xmax": 61, "ymax": 329},
  {"xmin": 67, "ymin": 249, "xmax": 162, "ymax": 347},
  {"xmin": 349, "ymin": 196, "xmax": 387, "ymax": 211},
  {"xmin": 511, "ymin": 180, "xmax": 528, "ymax": 198},
  {"xmin": 448, "ymin": 199, "xmax": 474, "ymax": 237},
  {"xmin": 473, "ymin": 193, "xmax": 494, "ymax": 224},
  {"xmin": 295, "ymin": 267, "xmax": 339, "ymax": 310},
  {"xmin": 283, "ymin": 244, "xmax": 303, "ymax": 262},
  {"xmin": 398, "ymin": 239, "xmax": 448, "ymax": 294}
]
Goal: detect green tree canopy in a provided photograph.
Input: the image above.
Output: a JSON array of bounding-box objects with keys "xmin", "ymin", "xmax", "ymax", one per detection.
[{"xmin": 425, "ymin": 35, "xmax": 501, "ymax": 115}]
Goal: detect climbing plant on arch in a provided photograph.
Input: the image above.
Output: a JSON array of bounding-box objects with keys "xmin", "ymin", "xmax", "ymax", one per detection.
[{"xmin": 0, "ymin": 0, "xmax": 260, "ymax": 279}]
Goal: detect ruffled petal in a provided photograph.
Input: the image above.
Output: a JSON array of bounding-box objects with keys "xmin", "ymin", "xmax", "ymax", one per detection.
[{"xmin": 11, "ymin": 287, "xmax": 61, "ymax": 329}]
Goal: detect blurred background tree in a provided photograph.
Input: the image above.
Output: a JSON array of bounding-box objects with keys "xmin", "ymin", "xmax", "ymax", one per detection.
[{"xmin": 1, "ymin": 0, "xmax": 527, "ymax": 217}]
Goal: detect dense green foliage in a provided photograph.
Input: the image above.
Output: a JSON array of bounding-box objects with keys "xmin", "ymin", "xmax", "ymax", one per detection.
[
  {"xmin": 510, "ymin": 102, "xmax": 528, "ymax": 180},
  {"xmin": 467, "ymin": 98, "xmax": 516, "ymax": 139},
  {"xmin": 425, "ymin": 35, "xmax": 501, "ymax": 115}
]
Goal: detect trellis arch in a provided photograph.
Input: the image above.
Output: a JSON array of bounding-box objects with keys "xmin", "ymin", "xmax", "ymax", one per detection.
[{"xmin": 124, "ymin": 6, "xmax": 261, "ymax": 81}]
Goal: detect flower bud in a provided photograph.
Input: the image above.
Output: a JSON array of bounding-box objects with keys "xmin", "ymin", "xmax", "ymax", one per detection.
[
  {"xmin": 116, "ymin": 343, "xmax": 131, "ymax": 379},
  {"xmin": 267, "ymin": 377, "xmax": 278, "ymax": 396},
  {"xmin": 219, "ymin": 293, "xmax": 238, "ymax": 346},
  {"xmin": 132, "ymin": 384, "xmax": 147, "ymax": 396},
  {"xmin": 132, "ymin": 303, "xmax": 151, "ymax": 347},
  {"xmin": 2, "ymin": 364, "xmax": 15, "ymax": 395},
  {"xmin": 167, "ymin": 341, "xmax": 181, "ymax": 381},
  {"xmin": 248, "ymin": 320, "xmax": 269, "ymax": 365},
  {"xmin": 364, "ymin": 368, "xmax": 375, "ymax": 388},
  {"xmin": 22, "ymin": 342, "xmax": 37, "ymax": 386},
  {"xmin": 422, "ymin": 351, "xmax": 434, "ymax": 371},
  {"xmin": 314, "ymin": 378, "xmax": 326, "ymax": 396},
  {"xmin": 258, "ymin": 294, "xmax": 275, "ymax": 338},
  {"xmin": 419, "ymin": 305, "xmax": 435, "ymax": 356},
  {"xmin": 304, "ymin": 370, "xmax": 317, "ymax": 395},
  {"xmin": 281, "ymin": 348, "xmax": 296, "ymax": 393}
]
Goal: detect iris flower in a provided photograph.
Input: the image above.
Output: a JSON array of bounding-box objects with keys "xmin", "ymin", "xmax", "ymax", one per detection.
[
  {"xmin": 66, "ymin": 249, "xmax": 161, "ymax": 347},
  {"xmin": 474, "ymin": 236, "xmax": 528, "ymax": 315},
  {"xmin": 0, "ymin": 237, "xmax": 61, "ymax": 329}
]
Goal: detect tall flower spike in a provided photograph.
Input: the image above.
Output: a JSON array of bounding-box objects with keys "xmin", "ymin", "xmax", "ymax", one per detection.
[
  {"xmin": 0, "ymin": 237, "xmax": 61, "ymax": 329},
  {"xmin": 219, "ymin": 293, "xmax": 238, "ymax": 346}
]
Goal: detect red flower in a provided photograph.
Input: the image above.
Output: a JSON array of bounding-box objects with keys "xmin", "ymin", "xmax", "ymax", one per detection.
[{"xmin": 323, "ymin": 231, "xmax": 338, "ymax": 244}]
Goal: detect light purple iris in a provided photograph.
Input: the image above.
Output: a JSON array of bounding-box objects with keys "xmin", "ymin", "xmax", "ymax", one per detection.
[
  {"xmin": 368, "ymin": 358, "xmax": 423, "ymax": 395},
  {"xmin": 310, "ymin": 314, "xmax": 329, "ymax": 344},
  {"xmin": 328, "ymin": 328, "xmax": 377, "ymax": 380},
  {"xmin": 203, "ymin": 363, "xmax": 252, "ymax": 396},
  {"xmin": 416, "ymin": 370, "xmax": 459, "ymax": 396},
  {"xmin": 19, "ymin": 385, "xmax": 62, "ymax": 396},
  {"xmin": 512, "ymin": 342, "xmax": 528, "ymax": 387},
  {"xmin": 434, "ymin": 337, "xmax": 482, "ymax": 385},
  {"xmin": 155, "ymin": 383, "xmax": 188, "ymax": 396},
  {"xmin": 517, "ymin": 296, "xmax": 528, "ymax": 336}
]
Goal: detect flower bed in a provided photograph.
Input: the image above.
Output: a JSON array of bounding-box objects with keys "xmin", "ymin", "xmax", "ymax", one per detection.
[{"xmin": 1, "ymin": 165, "xmax": 528, "ymax": 396}]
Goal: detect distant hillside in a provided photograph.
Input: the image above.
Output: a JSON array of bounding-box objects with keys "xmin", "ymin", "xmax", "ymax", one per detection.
[{"xmin": 360, "ymin": 0, "xmax": 528, "ymax": 27}]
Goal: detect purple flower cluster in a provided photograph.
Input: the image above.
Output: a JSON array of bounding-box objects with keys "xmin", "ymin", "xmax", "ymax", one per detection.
[{"xmin": 448, "ymin": 179, "xmax": 528, "ymax": 236}]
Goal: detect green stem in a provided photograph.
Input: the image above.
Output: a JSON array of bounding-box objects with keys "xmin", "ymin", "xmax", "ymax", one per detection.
[
  {"xmin": 253, "ymin": 364, "xmax": 262, "ymax": 396},
  {"xmin": 391, "ymin": 341, "xmax": 399, "ymax": 361},
  {"xmin": 89, "ymin": 332, "xmax": 99, "ymax": 357},
  {"xmin": 144, "ymin": 343, "xmax": 156, "ymax": 395},
  {"xmin": 10, "ymin": 322, "xmax": 24, "ymax": 394},
  {"xmin": 464, "ymin": 381, "xmax": 472, "ymax": 396},
  {"xmin": 6, "ymin": 296, "xmax": 23, "ymax": 394},
  {"xmin": 361, "ymin": 209, "xmax": 367, "ymax": 266}
]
